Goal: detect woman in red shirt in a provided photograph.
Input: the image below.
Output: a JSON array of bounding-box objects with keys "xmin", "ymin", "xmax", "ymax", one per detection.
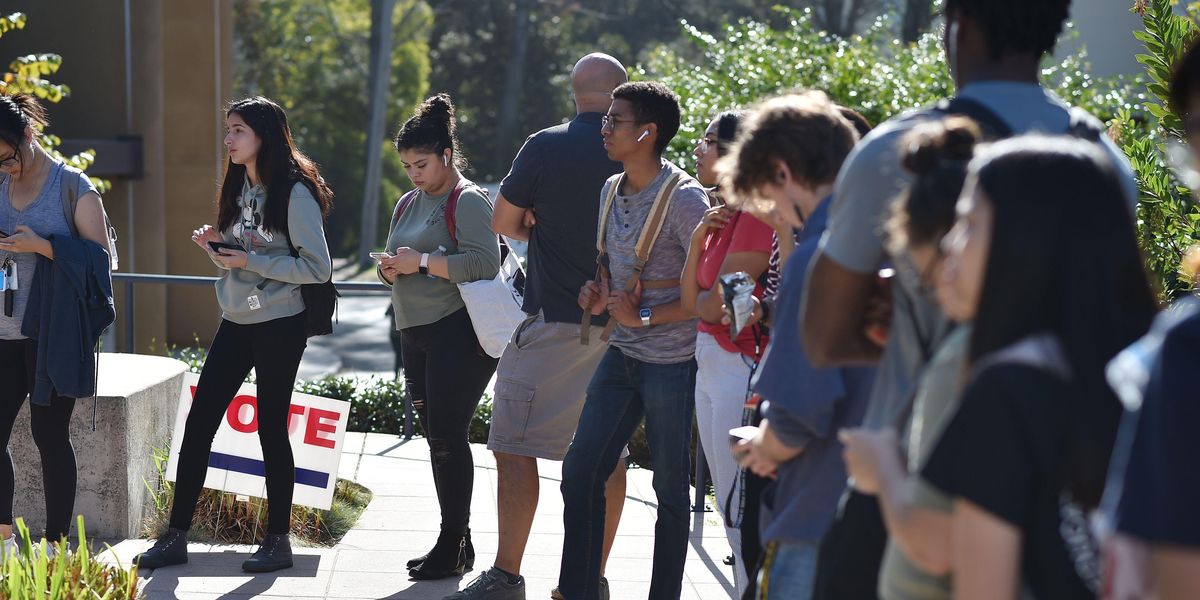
[{"xmin": 681, "ymin": 109, "xmax": 774, "ymax": 597}]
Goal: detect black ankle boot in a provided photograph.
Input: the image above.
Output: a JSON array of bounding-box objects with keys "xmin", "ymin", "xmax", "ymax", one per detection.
[
  {"xmin": 406, "ymin": 529, "xmax": 474, "ymax": 571},
  {"xmin": 135, "ymin": 528, "xmax": 189, "ymax": 570},
  {"xmin": 407, "ymin": 530, "xmax": 471, "ymax": 580},
  {"xmin": 242, "ymin": 533, "xmax": 293, "ymax": 573}
]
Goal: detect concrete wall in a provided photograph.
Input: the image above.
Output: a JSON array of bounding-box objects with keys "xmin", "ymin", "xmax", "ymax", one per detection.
[
  {"xmin": 11, "ymin": 354, "xmax": 188, "ymax": 539},
  {"xmin": 0, "ymin": 0, "xmax": 234, "ymax": 349},
  {"xmin": 1063, "ymin": 0, "xmax": 1146, "ymax": 79}
]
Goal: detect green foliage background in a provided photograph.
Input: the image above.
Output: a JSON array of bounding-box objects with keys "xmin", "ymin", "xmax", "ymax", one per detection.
[{"xmin": 233, "ymin": 0, "xmax": 432, "ymax": 255}]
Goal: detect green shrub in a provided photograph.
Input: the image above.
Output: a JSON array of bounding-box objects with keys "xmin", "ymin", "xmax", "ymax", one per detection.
[{"xmin": 1, "ymin": 516, "xmax": 140, "ymax": 599}]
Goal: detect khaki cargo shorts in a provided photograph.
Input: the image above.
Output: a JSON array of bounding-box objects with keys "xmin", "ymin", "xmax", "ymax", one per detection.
[{"xmin": 488, "ymin": 312, "xmax": 608, "ymax": 460}]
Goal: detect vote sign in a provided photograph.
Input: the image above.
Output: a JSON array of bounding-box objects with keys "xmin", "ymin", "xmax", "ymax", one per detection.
[{"xmin": 166, "ymin": 373, "xmax": 350, "ymax": 510}]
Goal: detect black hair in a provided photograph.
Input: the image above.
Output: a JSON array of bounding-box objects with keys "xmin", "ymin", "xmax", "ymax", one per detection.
[
  {"xmin": 393, "ymin": 93, "xmax": 467, "ymax": 170},
  {"xmin": 967, "ymin": 136, "xmax": 1157, "ymax": 508},
  {"xmin": 887, "ymin": 116, "xmax": 981, "ymax": 254},
  {"xmin": 1170, "ymin": 37, "xmax": 1200, "ymax": 118},
  {"xmin": 612, "ymin": 81, "xmax": 681, "ymax": 155},
  {"xmin": 217, "ymin": 96, "xmax": 333, "ymax": 234},
  {"xmin": 945, "ymin": 0, "xmax": 1070, "ymax": 60},
  {"xmin": 0, "ymin": 94, "xmax": 48, "ymax": 169},
  {"xmin": 714, "ymin": 110, "xmax": 743, "ymax": 151}
]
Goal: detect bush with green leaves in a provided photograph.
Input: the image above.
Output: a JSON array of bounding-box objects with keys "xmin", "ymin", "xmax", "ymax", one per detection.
[
  {"xmin": 1, "ymin": 516, "xmax": 140, "ymax": 600},
  {"xmin": 1114, "ymin": 0, "xmax": 1200, "ymax": 299}
]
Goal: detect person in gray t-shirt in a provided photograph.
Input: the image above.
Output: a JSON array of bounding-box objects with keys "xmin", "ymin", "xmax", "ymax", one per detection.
[{"xmin": 559, "ymin": 82, "xmax": 707, "ymax": 600}]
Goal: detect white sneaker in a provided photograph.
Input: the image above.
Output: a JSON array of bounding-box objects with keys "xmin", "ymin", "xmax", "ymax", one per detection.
[{"xmin": 0, "ymin": 535, "xmax": 15, "ymax": 557}]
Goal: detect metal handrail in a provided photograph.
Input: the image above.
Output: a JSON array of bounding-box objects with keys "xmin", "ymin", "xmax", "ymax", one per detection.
[{"xmin": 111, "ymin": 272, "xmax": 390, "ymax": 353}]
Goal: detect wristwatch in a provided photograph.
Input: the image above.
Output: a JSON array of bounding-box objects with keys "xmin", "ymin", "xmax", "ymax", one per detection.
[
  {"xmin": 639, "ymin": 307, "xmax": 653, "ymax": 328},
  {"xmin": 419, "ymin": 253, "xmax": 430, "ymax": 276}
]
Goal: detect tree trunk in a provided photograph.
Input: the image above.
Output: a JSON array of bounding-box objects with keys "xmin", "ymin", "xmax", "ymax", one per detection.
[
  {"xmin": 495, "ymin": 0, "xmax": 532, "ymax": 165},
  {"xmin": 902, "ymin": 0, "xmax": 933, "ymax": 43},
  {"xmin": 357, "ymin": 0, "xmax": 396, "ymax": 268}
]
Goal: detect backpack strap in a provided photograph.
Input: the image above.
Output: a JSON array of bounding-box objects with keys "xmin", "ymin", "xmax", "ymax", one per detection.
[
  {"xmin": 596, "ymin": 172, "xmax": 684, "ymax": 343},
  {"xmin": 60, "ymin": 164, "xmax": 119, "ymax": 271},
  {"xmin": 390, "ymin": 188, "xmax": 421, "ymax": 230},
  {"xmin": 580, "ymin": 174, "xmax": 625, "ymax": 344},
  {"xmin": 934, "ymin": 97, "xmax": 1013, "ymax": 139}
]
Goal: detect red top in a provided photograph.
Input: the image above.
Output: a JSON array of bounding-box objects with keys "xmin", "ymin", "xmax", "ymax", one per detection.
[{"xmin": 695, "ymin": 211, "xmax": 775, "ymax": 358}]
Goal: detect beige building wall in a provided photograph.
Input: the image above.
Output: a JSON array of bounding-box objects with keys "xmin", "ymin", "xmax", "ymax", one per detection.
[{"xmin": 0, "ymin": 0, "xmax": 233, "ymax": 349}]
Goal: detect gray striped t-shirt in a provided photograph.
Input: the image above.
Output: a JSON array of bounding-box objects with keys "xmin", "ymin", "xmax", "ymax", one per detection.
[
  {"xmin": 602, "ymin": 161, "xmax": 708, "ymax": 364},
  {"xmin": 0, "ymin": 161, "xmax": 93, "ymax": 339}
]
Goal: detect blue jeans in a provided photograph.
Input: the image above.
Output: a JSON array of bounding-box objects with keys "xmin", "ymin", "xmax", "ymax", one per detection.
[
  {"xmin": 559, "ymin": 346, "xmax": 697, "ymax": 600},
  {"xmin": 761, "ymin": 541, "xmax": 819, "ymax": 600}
]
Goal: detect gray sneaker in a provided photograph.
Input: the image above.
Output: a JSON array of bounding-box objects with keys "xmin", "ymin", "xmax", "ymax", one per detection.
[{"xmin": 444, "ymin": 567, "xmax": 526, "ymax": 600}]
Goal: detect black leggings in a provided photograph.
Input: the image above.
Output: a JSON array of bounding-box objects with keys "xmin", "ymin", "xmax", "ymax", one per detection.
[
  {"xmin": 401, "ymin": 307, "xmax": 498, "ymax": 535},
  {"xmin": 0, "ymin": 339, "xmax": 77, "ymax": 540},
  {"xmin": 169, "ymin": 312, "xmax": 308, "ymax": 535}
]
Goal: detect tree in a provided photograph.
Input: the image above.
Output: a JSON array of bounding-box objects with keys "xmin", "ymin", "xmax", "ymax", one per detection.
[
  {"xmin": 234, "ymin": 0, "xmax": 432, "ymax": 256},
  {"xmin": 0, "ymin": 11, "xmax": 104, "ymax": 191}
]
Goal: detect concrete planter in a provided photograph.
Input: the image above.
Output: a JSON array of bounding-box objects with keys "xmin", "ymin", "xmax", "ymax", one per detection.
[{"xmin": 10, "ymin": 353, "xmax": 188, "ymax": 539}]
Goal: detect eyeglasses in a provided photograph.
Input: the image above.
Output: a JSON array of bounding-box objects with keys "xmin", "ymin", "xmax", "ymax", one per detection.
[
  {"xmin": 0, "ymin": 153, "xmax": 17, "ymax": 169},
  {"xmin": 695, "ymin": 138, "xmax": 721, "ymax": 154},
  {"xmin": 601, "ymin": 115, "xmax": 636, "ymax": 132}
]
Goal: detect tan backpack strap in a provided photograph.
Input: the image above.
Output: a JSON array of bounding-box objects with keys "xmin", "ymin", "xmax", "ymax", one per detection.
[
  {"xmin": 582, "ymin": 175, "xmax": 623, "ymax": 345},
  {"xmin": 596, "ymin": 174, "xmax": 622, "ymax": 254},
  {"xmin": 626, "ymin": 172, "xmax": 682, "ymax": 291}
]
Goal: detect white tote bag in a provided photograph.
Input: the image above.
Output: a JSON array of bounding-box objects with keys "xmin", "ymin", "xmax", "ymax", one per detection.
[{"xmin": 458, "ymin": 248, "xmax": 526, "ymax": 358}]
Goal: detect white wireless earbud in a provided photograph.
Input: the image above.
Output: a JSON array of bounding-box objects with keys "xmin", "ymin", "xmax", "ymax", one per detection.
[
  {"xmin": 637, "ymin": 130, "xmax": 650, "ymax": 142},
  {"xmin": 443, "ymin": 155, "xmax": 449, "ymax": 166}
]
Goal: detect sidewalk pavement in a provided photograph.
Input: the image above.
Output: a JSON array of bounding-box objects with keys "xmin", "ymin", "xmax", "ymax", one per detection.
[{"xmin": 104, "ymin": 432, "xmax": 738, "ymax": 600}]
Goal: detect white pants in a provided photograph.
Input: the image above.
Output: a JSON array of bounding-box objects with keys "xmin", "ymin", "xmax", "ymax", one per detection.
[{"xmin": 695, "ymin": 333, "xmax": 752, "ymax": 597}]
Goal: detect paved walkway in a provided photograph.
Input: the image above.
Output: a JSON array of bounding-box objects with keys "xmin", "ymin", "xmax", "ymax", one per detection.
[{"xmin": 105, "ymin": 432, "xmax": 738, "ymax": 600}]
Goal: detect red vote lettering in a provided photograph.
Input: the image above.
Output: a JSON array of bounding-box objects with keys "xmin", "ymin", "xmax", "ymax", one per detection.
[
  {"xmin": 226, "ymin": 395, "xmax": 258, "ymax": 433},
  {"xmin": 287, "ymin": 404, "xmax": 306, "ymax": 435},
  {"xmin": 304, "ymin": 408, "xmax": 339, "ymax": 449}
]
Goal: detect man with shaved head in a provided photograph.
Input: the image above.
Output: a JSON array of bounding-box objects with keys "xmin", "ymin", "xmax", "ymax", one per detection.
[{"xmin": 442, "ymin": 53, "xmax": 627, "ymax": 600}]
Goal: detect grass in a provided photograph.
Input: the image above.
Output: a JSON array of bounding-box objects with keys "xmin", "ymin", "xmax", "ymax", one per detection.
[
  {"xmin": 0, "ymin": 516, "xmax": 141, "ymax": 599},
  {"xmin": 141, "ymin": 446, "xmax": 372, "ymax": 547}
]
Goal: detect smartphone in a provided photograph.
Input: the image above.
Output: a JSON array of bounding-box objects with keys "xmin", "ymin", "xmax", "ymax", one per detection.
[
  {"xmin": 729, "ymin": 425, "xmax": 760, "ymax": 447},
  {"xmin": 208, "ymin": 241, "xmax": 245, "ymax": 254},
  {"xmin": 0, "ymin": 230, "xmax": 8, "ymax": 238},
  {"xmin": 369, "ymin": 252, "xmax": 392, "ymax": 262}
]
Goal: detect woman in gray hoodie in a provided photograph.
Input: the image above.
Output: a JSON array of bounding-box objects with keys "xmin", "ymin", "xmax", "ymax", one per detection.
[{"xmin": 137, "ymin": 96, "xmax": 333, "ymax": 574}]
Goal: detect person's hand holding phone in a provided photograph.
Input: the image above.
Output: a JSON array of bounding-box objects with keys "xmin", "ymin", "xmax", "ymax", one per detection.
[
  {"xmin": 192, "ymin": 224, "xmax": 223, "ymax": 252},
  {"xmin": 730, "ymin": 424, "xmax": 779, "ymax": 479}
]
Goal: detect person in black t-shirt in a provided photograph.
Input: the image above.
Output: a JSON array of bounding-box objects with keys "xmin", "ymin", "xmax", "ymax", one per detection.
[{"xmin": 920, "ymin": 136, "xmax": 1156, "ymax": 599}]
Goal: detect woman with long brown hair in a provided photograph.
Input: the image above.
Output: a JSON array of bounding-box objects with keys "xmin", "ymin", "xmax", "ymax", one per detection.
[{"xmin": 137, "ymin": 96, "xmax": 333, "ymax": 573}]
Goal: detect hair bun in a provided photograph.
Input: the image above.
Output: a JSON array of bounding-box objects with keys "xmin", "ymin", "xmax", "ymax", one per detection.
[
  {"xmin": 901, "ymin": 116, "xmax": 981, "ymax": 176},
  {"xmin": 419, "ymin": 93, "xmax": 455, "ymax": 126}
]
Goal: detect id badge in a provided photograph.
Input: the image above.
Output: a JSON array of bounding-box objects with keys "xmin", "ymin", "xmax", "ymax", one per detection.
[
  {"xmin": 247, "ymin": 295, "xmax": 261, "ymax": 310},
  {"xmin": 0, "ymin": 268, "xmax": 6, "ymax": 292},
  {"xmin": 6, "ymin": 262, "xmax": 16, "ymax": 291}
]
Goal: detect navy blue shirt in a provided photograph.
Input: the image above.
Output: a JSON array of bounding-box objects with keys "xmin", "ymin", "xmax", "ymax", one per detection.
[
  {"xmin": 1104, "ymin": 297, "xmax": 1200, "ymax": 546},
  {"xmin": 754, "ymin": 196, "xmax": 875, "ymax": 543},
  {"xmin": 499, "ymin": 112, "xmax": 622, "ymax": 325}
]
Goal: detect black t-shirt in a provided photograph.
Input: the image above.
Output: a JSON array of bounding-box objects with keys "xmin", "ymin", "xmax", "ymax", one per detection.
[
  {"xmin": 498, "ymin": 112, "xmax": 622, "ymax": 325},
  {"xmin": 1108, "ymin": 298, "xmax": 1200, "ymax": 546},
  {"xmin": 923, "ymin": 363, "xmax": 1100, "ymax": 600}
]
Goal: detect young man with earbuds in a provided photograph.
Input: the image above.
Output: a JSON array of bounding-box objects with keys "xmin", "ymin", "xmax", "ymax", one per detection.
[{"xmin": 557, "ymin": 81, "xmax": 708, "ymax": 600}]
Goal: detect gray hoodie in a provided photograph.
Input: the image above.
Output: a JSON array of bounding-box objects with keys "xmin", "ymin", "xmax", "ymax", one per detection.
[{"xmin": 212, "ymin": 179, "xmax": 332, "ymax": 324}]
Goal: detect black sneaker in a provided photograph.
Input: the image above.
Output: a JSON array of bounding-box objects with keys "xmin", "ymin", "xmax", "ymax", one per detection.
[
  {"xmin": 443, "ymin": 567, "xmax": 526, "ymax": 599},
  {"xmin": 242, "ymin": 533, "xmax": 293, "ymax": 573},
  {"xmin": 135, "ymin": 528, "xmax": 189, "ymax": 570}
]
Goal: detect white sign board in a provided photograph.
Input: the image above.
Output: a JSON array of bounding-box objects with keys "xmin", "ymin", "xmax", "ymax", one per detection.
[{"xmin": 166, "ymin": 373, "xmax": 350, "ymax": 510}]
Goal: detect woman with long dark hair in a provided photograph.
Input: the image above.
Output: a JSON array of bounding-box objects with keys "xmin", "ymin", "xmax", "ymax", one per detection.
[
  {"xmin": 0, "ymin": 93, "xmax": 111, "ymax": 552},
  {"xmin": 920, "ymin": 136, "xmax": 1157, "ymax": 599},
  {"xmin": 137, "ymin": 96, "xmax": 333, "ymax": 573},
  {"xmin": 378, "ymin": 93, "xmax": 500, "ymax": 580}
]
